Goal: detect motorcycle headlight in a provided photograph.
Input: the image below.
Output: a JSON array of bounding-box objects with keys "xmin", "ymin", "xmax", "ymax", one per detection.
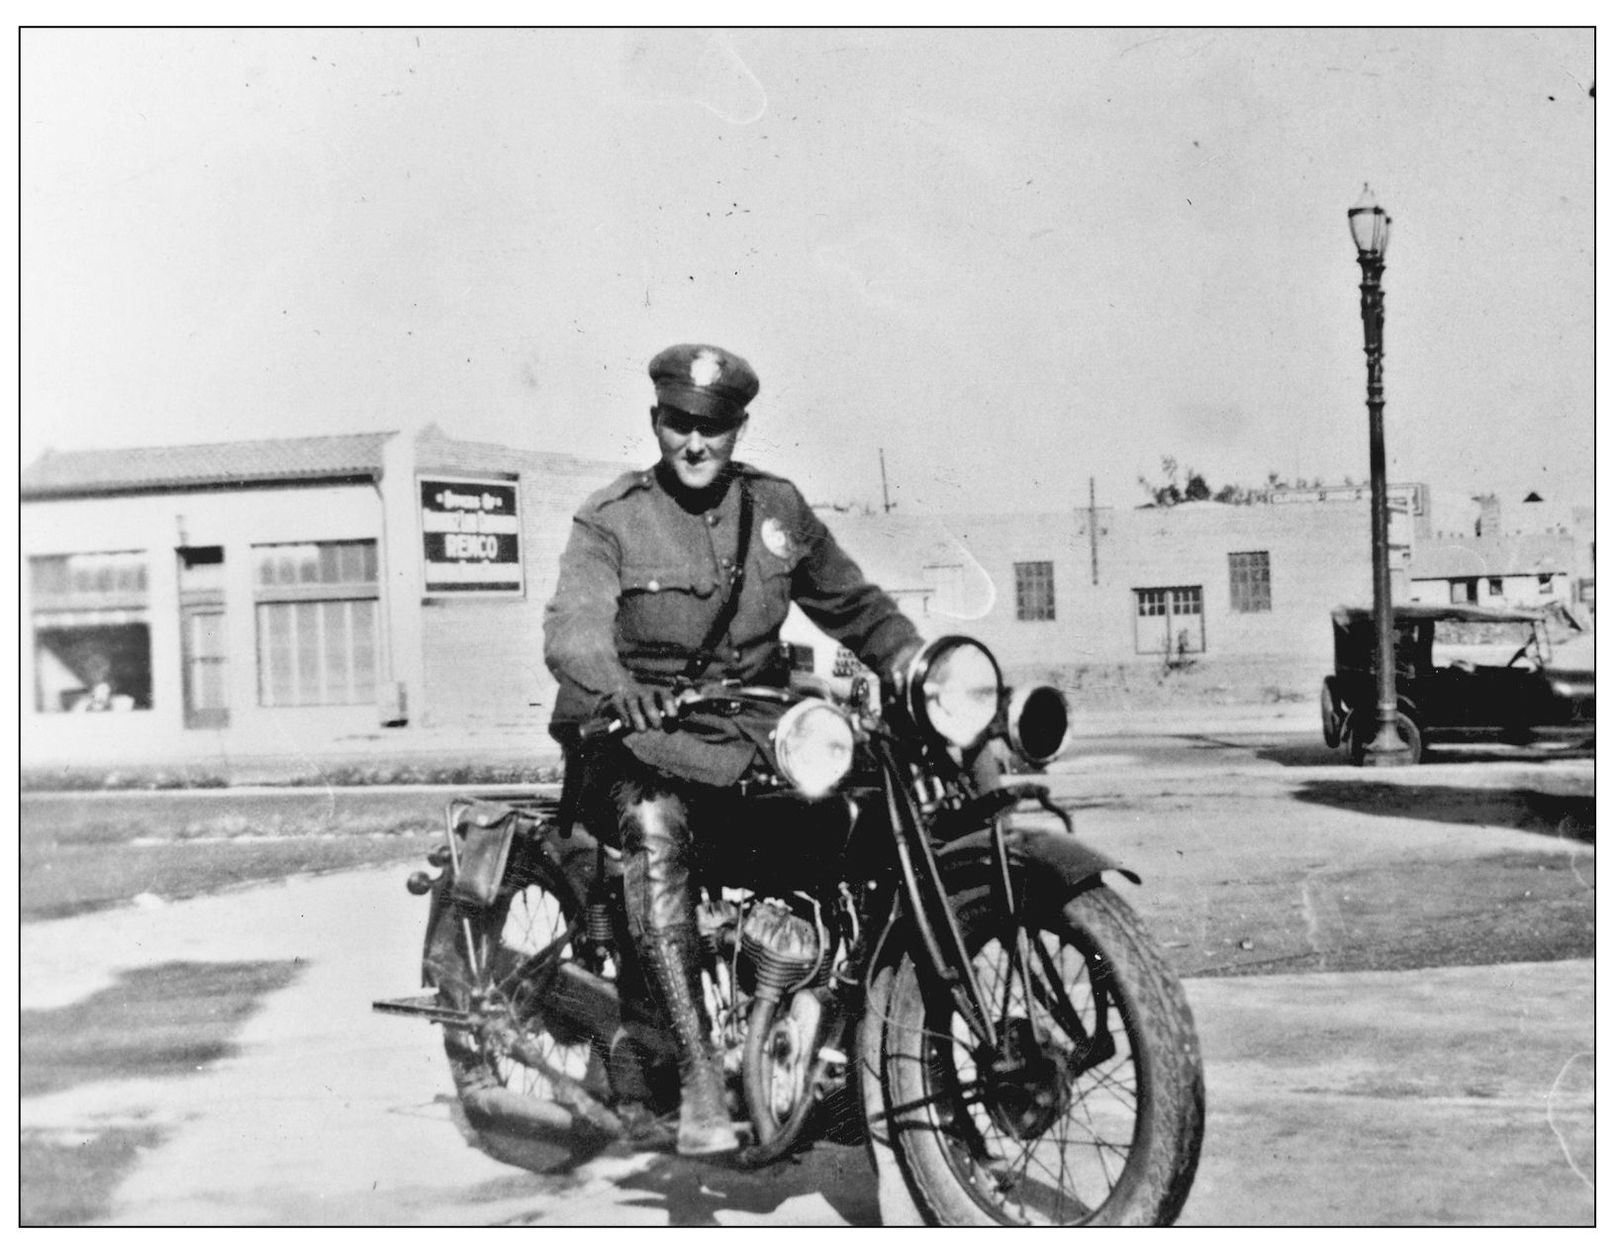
[
  {"xmin": 773, "ymin": 699, "xmax": 856, "ymax": 799},
  {"xmin": 906, "ymin": 636, "xmax": 1003, "ymax": 749}
]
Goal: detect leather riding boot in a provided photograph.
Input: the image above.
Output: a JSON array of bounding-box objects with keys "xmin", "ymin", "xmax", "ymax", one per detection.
[
  {"xmin": 643, "ymin": 930, "xmax": 738, "ymax": 1155},
  {"xmin": 619, "ymin": 782, "xmax": 739, "ymax": 1157}
]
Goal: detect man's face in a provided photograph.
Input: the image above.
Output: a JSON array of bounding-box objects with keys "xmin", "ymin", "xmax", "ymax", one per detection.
[{"xmin": 652, "ymin": 406, "xmax": 743, "ymax": 491}]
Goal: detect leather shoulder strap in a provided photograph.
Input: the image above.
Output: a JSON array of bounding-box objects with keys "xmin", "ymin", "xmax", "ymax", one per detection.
[{"xmin": 681, "ymin": 474, "xmax": 755, "ymax": 682}]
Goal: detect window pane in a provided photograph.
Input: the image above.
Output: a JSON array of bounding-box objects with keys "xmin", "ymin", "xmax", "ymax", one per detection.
[
  {"xmin": 1229, "ymin": 551, "xmax": 1271, "ymax": 613},
  {"xmin": 259, "ymin": 604, "xmax": 293, "ymax": 705},
  {"xmin": 253, "ymin": 540, "xmax": 379, "ymax": 593},
  {"xmin": 1015, "ymin": 561, "xmax": 1055, "ymax": 621},
  {"xmin": 30, "ymin": 557, "xmax": 70, "ymax": 595},
  {"xmin": 295, "ymin": 604, "xmax": 321, "ymax": 700},
  {"xmin": 257, "ymin": 599, "xmax": 377, "ymax": 706},
  {"xmin": 30, "ymin": 552, "xmax": 148, "ymax": 604},
  {"xmin": 322, "ymin": 601, "xmax": 352, "ymax": 703},
  {"xmin": 350, "ymin": 601, "xmax": 378, "ymax": 701},
  {"xmin": 32, "ymin": 621, "xmax": 153, "ymax": 712}
]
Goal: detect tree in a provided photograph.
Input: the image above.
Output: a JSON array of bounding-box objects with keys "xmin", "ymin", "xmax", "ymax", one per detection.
[{"xmin": 1137, "ymin": 455, "xmax": 1183, "ymax": 507}]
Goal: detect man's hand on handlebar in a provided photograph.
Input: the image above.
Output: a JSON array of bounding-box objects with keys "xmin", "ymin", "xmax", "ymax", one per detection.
[{"xmin": 600, "ymin": 684, "xmax": 680, "ymax": 733}]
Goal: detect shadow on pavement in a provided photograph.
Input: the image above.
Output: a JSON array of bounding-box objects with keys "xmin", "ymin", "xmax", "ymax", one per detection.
[
  {"xmin": 21, "ymin": 959, "xmax": 306, "ymax": 1225},
  {"xmin": 1291, "ymin": 781, "xmax": 1594, "ymax": 844},
  {"xmin": 1212, "ymin": 735, "xmax": 1597, "ymax": 770},
  {"xmin": 607, "ymin": 1152, "xmax": 880, "ymax": 1227}
]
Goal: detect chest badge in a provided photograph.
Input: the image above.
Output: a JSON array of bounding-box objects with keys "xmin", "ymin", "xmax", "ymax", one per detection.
[{"xmin": 760, "ymin": 517, "xmax": 793, "ymax": 560}]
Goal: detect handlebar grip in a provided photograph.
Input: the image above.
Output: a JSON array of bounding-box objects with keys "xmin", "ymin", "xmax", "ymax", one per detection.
[{"xmin": 577, "ymin": 715, "xmax": 626, "ymax": 741}]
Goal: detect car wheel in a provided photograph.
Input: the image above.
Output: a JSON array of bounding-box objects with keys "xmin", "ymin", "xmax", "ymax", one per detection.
[
  {"xmin": 1320, "ymin": 679, "xmax": 1343, "ymax": 749},
  {"xmin": 1343, "ymin": 709, "xmax": 1424, "ymax": 767},
  {"xmin": 1394, "ymin": 710, "xmax": 1425, "ymax": 765}
]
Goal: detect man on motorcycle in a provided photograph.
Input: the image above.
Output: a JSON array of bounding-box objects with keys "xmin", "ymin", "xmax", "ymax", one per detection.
[{"xmin": 543, "ymin": 343, "xmax": 923, "ymax": 1156}]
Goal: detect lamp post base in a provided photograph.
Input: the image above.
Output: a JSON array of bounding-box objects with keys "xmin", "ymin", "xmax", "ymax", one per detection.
[{"xmin": 1361, "ymin": 715, "xmax": 1421, "ymax": 767}]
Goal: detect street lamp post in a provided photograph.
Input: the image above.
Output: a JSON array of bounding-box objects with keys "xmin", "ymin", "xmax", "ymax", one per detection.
[{"xmin": 1348, "ymin": 184, "xmax": 1412, "ymax": 765}]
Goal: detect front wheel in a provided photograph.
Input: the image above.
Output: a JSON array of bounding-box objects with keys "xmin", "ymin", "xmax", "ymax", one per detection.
[{"xmin": 883, "ymin": 884, "xmax": 1204, "ymax": 1226}]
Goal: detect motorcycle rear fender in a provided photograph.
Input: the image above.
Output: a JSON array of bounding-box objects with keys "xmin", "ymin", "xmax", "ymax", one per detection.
[{"xmin": 418, "ymin": 796, "xmax": 598, "ymax": 988}]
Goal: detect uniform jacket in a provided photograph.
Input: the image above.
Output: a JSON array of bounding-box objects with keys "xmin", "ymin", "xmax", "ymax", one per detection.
[{"xmin": 544, "ymin": 461, "xmax": 920, "ymax": 785}]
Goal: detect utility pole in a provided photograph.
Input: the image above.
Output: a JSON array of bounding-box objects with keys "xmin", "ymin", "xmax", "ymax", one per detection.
[
  {"xmin": 1088, "ymin": 476, "xmax": 1099, "ymax": 585},
  {"xmin": 879, "ymin": 449, "xmax": 896, "ymax": 514}
]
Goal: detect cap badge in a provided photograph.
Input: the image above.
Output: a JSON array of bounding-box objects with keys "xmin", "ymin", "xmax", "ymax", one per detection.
[
  {"xmin": 761, "ymin": 517, "xmax": 793, "ymax": 560},
  {"xmin": 689, "ymin": 351, "xmax": 724, "ymax": 387}
]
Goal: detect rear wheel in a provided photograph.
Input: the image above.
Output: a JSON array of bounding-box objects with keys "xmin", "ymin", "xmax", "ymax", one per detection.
[
  {"xmin": 428, "ymin": 852, "xmax": 617, "ymax": 1142},
  {"xmin": 883, "ymin": 884, "xmax": 1204, "ymax": 1226}
]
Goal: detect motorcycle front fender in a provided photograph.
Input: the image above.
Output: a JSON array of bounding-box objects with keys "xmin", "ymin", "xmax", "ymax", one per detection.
[
  {"xmin": 936, "ymin": 822, "xmax": 1140, "ymax": 906},
  {"xmin": 860, "ymin": 821, "xmax": 1138, "ymax": 1000}
]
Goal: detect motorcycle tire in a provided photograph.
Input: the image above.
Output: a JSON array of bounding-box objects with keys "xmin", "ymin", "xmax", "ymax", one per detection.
[
  {"xmin": 882, "ymin": 883, "xmax": 1204, "ymax": 1226},
  {"xmin": 428, "ymin": 850, "xmax": 617, "ymax": 1146}
]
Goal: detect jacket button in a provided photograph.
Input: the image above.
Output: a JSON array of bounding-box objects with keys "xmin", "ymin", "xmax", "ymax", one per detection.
[
  {"xmin": 720, "ymin": 556, "xmax": 733, "ymax": 569},
  {"xmin": 647, "ymin": 580, "xmax": 660, "ymax": 592},
  {"xmin": 707, "ymin": 513, "xmax": 720, "ymax": 526},
  {"xmin": 732, "ymin": 650, "xmax": 743, "ymax": 662}
]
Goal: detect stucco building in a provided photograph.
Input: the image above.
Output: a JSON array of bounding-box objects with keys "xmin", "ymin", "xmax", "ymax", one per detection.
[
  {"xmin": 808, "ymin": 495, "xmax": 1388, "ymax": 693},
  {"xmin": 21, "ymin": 425, "xmax": 616, "ymax": 766}
]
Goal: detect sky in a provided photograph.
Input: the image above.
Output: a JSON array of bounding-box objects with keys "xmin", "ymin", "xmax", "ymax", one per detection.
[{"xmin": 19, "ymin": 27, "xmax": 1597, "ymax": 515}]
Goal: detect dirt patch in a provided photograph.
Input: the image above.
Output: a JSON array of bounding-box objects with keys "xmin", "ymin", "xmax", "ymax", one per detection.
[
  {"xmin": 21, "ymin": 1127, "xmax": 166, "ymax": 1226},
  {"xmin": 1153, "ymin": 848, "xmax": 1594, "ymax": 978},
  {"xmin": 22, "ymin": 959, "xmax": 306, "ymax": 1095},
  {"xmin": 20, "ymin": 790, "xmax": 444, "ymax": 921},
  {"xmin": 22, "ymin": 833, "xmax": 434, "ymax": 922}
]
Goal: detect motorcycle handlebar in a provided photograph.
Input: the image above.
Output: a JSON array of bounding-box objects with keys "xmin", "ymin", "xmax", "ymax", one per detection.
[{"xmin": 576, "ymin": 682, "xmax": 805, "ymax": 741}]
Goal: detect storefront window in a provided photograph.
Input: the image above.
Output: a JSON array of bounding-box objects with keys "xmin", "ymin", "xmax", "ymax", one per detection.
[
  {"xmin": 29, "ymin": 552, "xmax": 152, "ymax": 712},
  {"xmin": 253, "ymin": 540, "xmax": 380, "ymax": 706}
]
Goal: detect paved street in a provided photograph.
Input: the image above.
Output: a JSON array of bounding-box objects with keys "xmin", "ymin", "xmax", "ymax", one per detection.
[{"xmin": 20, "ymin": 730, "xmax": 1595, "ymax": 1225}]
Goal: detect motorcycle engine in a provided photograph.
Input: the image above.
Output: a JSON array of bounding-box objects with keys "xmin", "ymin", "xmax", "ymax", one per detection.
[{"xmin": 740, "ymin": 900, "xmax": 823, "ymax": 999}]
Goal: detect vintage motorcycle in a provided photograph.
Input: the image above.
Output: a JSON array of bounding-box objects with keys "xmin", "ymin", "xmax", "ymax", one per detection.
[{"xmin": 376, "ymin": 635, "xmax": 1204, "ymax": 1225}]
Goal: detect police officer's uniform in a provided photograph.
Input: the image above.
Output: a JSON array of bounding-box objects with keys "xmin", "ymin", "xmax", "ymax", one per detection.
[{"xmin": 542, "ymin": 344, "xmax": 920, "ymax": 1155}]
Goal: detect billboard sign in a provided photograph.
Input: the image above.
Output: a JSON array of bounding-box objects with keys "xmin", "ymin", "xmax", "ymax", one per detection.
[{"xmin": 420, "ymin": 477, "xmax": 523, "ymax": 594}]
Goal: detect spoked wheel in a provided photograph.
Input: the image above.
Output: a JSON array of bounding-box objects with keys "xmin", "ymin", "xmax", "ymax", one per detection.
[
  {"xmin": 883, "ymin": 884, "xmax": 1204, "ymax": 1226},
  {"xmin": 430, "ymin": 853, "xmax": 619, "ymax": 1142}
]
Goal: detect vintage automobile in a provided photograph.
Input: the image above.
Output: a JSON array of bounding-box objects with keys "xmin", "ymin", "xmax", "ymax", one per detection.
[{"xmin": 1321, "ymin": 602, "xmax": 1595, "ymax": 764}]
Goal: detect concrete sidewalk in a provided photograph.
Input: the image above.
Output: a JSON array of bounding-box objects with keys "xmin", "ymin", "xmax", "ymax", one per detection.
[
  {"xmin": 20, "ymin": 865, "xmax": 1595, "ymax": 1226},
  {"xmin": 24, "ymin": 700, "xmax": 1325, "ymax": 787}
]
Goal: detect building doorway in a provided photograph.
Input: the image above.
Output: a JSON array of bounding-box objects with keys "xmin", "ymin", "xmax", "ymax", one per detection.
[
  {"xmin": 1134, "ymin": 585, "xmax": 1206, "ymax": 658},
  {"xmin": 178, "ymin": 547, "xmax": 229, "ymax": 728}
]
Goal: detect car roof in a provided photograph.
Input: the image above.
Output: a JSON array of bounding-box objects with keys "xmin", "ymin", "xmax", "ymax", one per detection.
[{"xmin": 1332, "ymin": 602, "xmax": 1556, "ymax": 627}]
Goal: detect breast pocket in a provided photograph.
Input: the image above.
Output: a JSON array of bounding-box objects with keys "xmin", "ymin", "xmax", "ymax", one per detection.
[
  {"xmin": 617, "ymin": 562, "xmax": 719, "ymax": 651},
  {"xmin": 744, "ymin": 548, "xmax": 796, "ymax": 631}
]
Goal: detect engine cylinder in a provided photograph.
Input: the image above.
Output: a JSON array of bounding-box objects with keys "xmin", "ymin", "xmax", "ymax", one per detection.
[{"xmin": 740, "ymin": 902, "xmax": 822, "ymax": 999}]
